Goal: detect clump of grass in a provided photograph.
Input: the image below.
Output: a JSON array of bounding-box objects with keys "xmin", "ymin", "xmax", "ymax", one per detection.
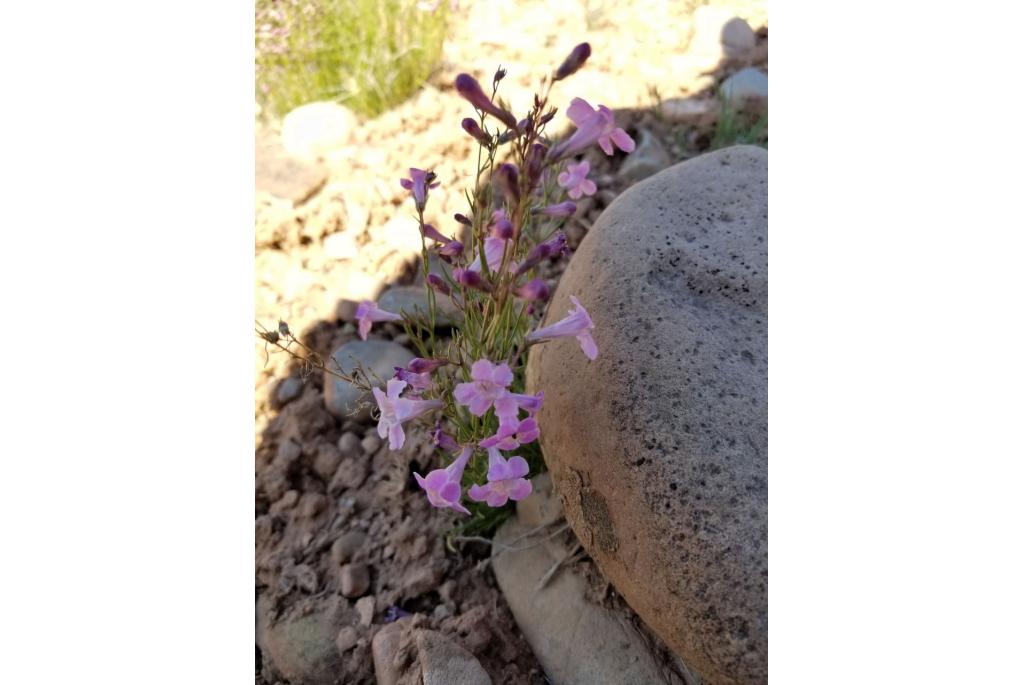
[
  {"xmin": 256, "ymin": 0, "xmax": 448, "ymax": 119},
  {"xmin": 711, "ymin": 92, "xmax": 768, "ymax": 150}
]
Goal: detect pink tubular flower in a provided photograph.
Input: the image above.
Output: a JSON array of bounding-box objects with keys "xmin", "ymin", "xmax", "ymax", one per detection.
[
  {"xmin": 372, "ymin": 379, "xmax": 443, "ymax": 450},
  {"xmin": 468, "ymin": 236, "xmax": 515, "ymax": 275},
  {"xmin": 479, "ymin": 416, "xmax": 539, "ymax": 451},
  {"xmin": 557, "ymin": 160, "xmax": 597, "ymax": 199},
  {"xmin": 414, "ymin": 446, "xmax": 473, "ymax": 515},
  {"xmin": 525, "ymin": 295, "xmax": 598, "ymax": 360},
  {"xmin": 453, "ymin": 359, "xmax": 513, "ymax": 416},
  {"xmin": 400, "ymin": 168, "xmax": 439, "ymax": 211},
  {"xmin": 467, "ymin": 448, "xmax": 532, "ymax": 507},
  {"xmin": 493, "ymin": 390, "xmax": 544, "ymax": 419},
  {"xmin": 551, "ymin": 98, "xmax": 635, "ymax": 159},
  {"xmin": 355, "ymin": 300, "xmax": 402, "ymax": 340}
]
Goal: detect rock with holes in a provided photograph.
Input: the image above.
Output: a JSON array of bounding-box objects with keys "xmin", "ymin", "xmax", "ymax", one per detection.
[{"xmin": 525, "ymin": 146, "xmax": 767, "ymax": 685}]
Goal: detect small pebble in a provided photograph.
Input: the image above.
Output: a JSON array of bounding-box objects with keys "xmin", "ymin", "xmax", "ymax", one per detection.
[
  {"xmin": 335, "ymin": 626, "xmax": 359, "ymax": 653},
  {"xmin": 337, "ymin": 431, "xmax": 362, "ymax": 458},
  {"xmin": 331, "ymin": 531, "xmax": 367, "ymax": 565},
  {"xmin": 276, "ymin": 439, "xmax": 301, "ymax": 463},
  {"xmin": 341, "ymin": 563, "xmax": 371, "ymax": 597},
  {"xmin": 295, "ymin": 564, "xmax": 318, "ymax": 593},
  {"xmin": 274, "ymin": 377, "xmax": 303, "ymax": 405},
  {"xmin": 361, "ymin": 434, "xmax": 382, "ymax": 454},
  {"xmin": 298, "ymin": 492, "xmax": 327, "ymax": 518},
  {"xmin": 355, "ymin": 595, "xmax": 376, "ymax": 626}
]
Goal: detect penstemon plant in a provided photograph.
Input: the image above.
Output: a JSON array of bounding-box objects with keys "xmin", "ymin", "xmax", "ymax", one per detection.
[{"xmin": 261, "ymin": 43, "xmax": 635, "ymax": 526}]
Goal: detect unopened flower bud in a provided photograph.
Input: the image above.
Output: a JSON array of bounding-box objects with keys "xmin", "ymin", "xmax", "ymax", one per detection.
[
  {"xmin": 437, "ymin": 240, "xmax": 464, "ymax": 260},
  {"xmin": 420, "ymin": 223, "xmax": 451, "ymax": 244},
  {"xmin": 526, "ymin": 143, "xmax": 548, "ymax": 188},
  {"xmin": 540, "ymin": 110, "xmax": 556, "ymax": 126},
  {"xmin": 432, "ymin": 423, "xmax": 460, "ymax": 452},
  {"xmin": 515, "ymin": 278, "xmax": 550, "ymax": 301},
  {"xmin": 455, "ymin": 73, "xmax": 517, "ymax": 129},
  {"xmin": 408, "ymin": 357, "xmax": 448, "ymax": 374},
  {"xmin": 278, "ymin": 320, "xmax": 291, "ymax": 337},
  {"xmin": 491, "ymin": 215, "xmax": 515, "ymax": 239},
  {"xmin": 494, "ymin": 163, "xmax": 520, "ymax": 204},
  {"xmin": 426, "ymin": 273, "xmax": 451, "ymax": 295},
  {"xmin": 534, "ymin": 201, "xmax": 577, "ymax": 217},
  {"xmin": 553, "ymin": 42, "xmax": 591, "ymax": 81},
  {"xmin": 461, "ymin": 118, "xmax": 491, "ymax": 147},
  {"xmin": 453, "ymin": 267, "xmax": 493, "ymax": 292},
  {"xmin": 454, "ymin": 213, "xmax": 472, "ymax": 226},
  {"xmin": 493, "ymin": 65, "xmax": 507, "ymax": 85},
  {"xmin": 516, "ymin": 231, "xmax": 569, "ymax": 275}
]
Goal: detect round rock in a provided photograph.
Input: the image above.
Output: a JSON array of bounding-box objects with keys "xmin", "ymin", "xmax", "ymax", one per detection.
[
  {"xmin": 323, "ymin": 339, "xmax": 415, "ymax": 420},
  {"xmin": 378, "ymin": 285, "xmax": 459, "ymax": 326},
  {"xmin": 525, "ymin": 146, "xmax": 767, "ymax": 685},
  {"xmin": 281, "ymin": 101, "xmax": 356, "ymax": 161}
]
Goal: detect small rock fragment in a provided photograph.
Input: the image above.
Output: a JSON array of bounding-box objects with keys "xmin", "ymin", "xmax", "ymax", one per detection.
[
  {"xmin": 331, "ymin": 530, "xmax": 367, "ymax": 565},
  {"xmin": 335, "ymin": 626, "xmax": 359, "ymax": 654},
  {"xmin": 340, "ymin": 563, "xmax": 371, "ymax": 597},
  {"xmin": 355, "ymin": 595, "xmax": 376, "ymax": 626},
  {"xmin": 337, "ymin": 431, "xmax": 362, "ymax": 458}
]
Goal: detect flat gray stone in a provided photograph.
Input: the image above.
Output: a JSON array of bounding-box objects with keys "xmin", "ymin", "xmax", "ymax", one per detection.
[
  {"xmin": 619, "ymin": 129, "xmax": 672, "ymax": 183},
  {"xmin": 492, "ymin": 515, "xmax": 685, "ymax": 685},
  {"xmin": 721, "ymin": 68, "xmax": 768, "ymax": 110},
  {"xmin": 378, "ymin": 285, "xmax": 459, "ymax": 326},
  {"xmin": 256, "ymin": 595, "xmax": 346, "ymax": 685},
  {"xmin": 415, "ymin": 629, "xmax": 492, "ymax": 685},
  {"xmin": 525, "ymin": 146, "xmax": 767, "ymax": 685},
  {"xmin": 255, "ymin": 127, "xmax": 327, "ymax": 205},
  {"xmin": 323, "ymin": 339, "xmax": 415, "ymax": 420}
]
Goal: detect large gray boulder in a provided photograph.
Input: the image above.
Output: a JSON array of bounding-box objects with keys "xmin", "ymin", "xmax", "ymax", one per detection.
[{"xmin": 526, "ymin": 146, "xmax": 767, "ymax": 685}]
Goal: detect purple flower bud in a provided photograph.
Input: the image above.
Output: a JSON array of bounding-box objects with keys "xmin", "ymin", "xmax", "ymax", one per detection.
[
  {"xmin": 525, "ymin": 143, "xmax": 548, "ymax": 188},
  {"xmin": 540, "ymin": 110, "xmax": 556, "ymax": 126},
  {"xmin": 494, "ymin": 163, "xmax": 520, "ymax": 204},
  {"xmin": 420, "ymin": 223, "xmax": 451, "ymax": 244},
  {"xmin": 408, "ymin": 357, "xmax": 448, "ymax": 374},
  {"xmin": 534, "ymin": 201, "xmax": 577, "ymax": 217},
  {"xmin": 454, "ymin": 73, "xmax": 517, "ymax": 129},
  {"xmin": 437, "ymin": 240, "xmax": 463, "ymax": 260},
  {"xmin": 516, "ymin": 231, "xmax": 569, "ymax": 275},
  {"xmin": 491, "ymin": 209, "xmax": 516, "ymax": 241},
  {"xmin": 454, "ymin": 213, "xmax": 472, "ymax": 226},
  {"xmin": 493, "ymin": 65, "xmax": 507, "ymax": 85},
  {"xmin": 461, "ymin": 118, "xmax": 491, "ymax": 147},
  {"xmin": 432, "ymin": 423, "xmax": 460, "ymax": 452},
  {"xmin": 453, "ymin": 267, "xmax": 493, "ymax": 292},
  {"xmin": 553, "ymin": 42, "xmax": 591, "ymax": 81},
  {"xmin": 496, "ymin": 128, "xmax": 518, "ymax": 144},
  {"xmin": 517, "ymin": 118, "xmax": 533, "ymax": 136},
  {"xmin": 426, "ymin": 273, "xmax": 451, "ymax": 295},
  {"xmin": 515, "ymin": 278, "xmax": 550, "ymax": 301}
]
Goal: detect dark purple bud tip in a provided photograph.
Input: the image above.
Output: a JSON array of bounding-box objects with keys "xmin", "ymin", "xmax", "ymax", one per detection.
[
  {"xmin": 554, "ymin": 42, "xmax": 591, "ymax": 81},
  {"xmin": 493, "ymin": 65, "xmax": 507, "ymax": 85},
  {"xmin": 408, "ymin": 357, "xmax": 448, "ymax": 374},
  {"xmin": 515, "ymin": 278, "xmax": 550, "ymax": 302},
  {"xmin": 454, "ymin": 213, "xmax": 472, "ymax": 226},
  {"xmin": 437, "ymin": 240, "xmax": 463, "ymax": 259},
  {"xmin": 492, "ymin": 217, "xmax": 515, "ymax": 240},
  {"xmin": 426, "ymin": 273, "xmax": 451, "ymax": 296},
  {"xmin": 453, "ymin": 267, "xmax": 493, "ymax": 292},
  {"xmin": 461, "ymin": 118, "xmax": 491, "ymax": 147}
]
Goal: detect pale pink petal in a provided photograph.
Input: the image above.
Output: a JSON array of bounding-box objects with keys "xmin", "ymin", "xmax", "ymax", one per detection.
[
  {"xmin": 468, "ymin": 393, "xmax": 492, "ymax": 416},
  {"xmin": 467, "ymin": 483, "xmax": 490, "ymax": 502},
  {"xmin": 506, "ymin": 456, "xmax": 530, "ymax": 479},
  {"xmin": 424, "ymin": 470, "xmax": 448, "ymax": 490},
  {"xmin": 611, "ymin": 127, "xmax": 636, "ymax": 153},
  {"xmin": 557, "ymin": 170, "xmax": 572, "ymax": 187},
  {"xmin": 491, "ymin": 364, "xmax": 514, "ymax": 387},
  {"xmin": 450, "ymin": 501, "xmax": 471, "ymax": 515},
  {"xmin": 578, "ymin": 331, "xmax": 599, "ymax": 360},
  {"xmin": 358, "ymin": 318, "xmax": 372, "ymax": 340},
  {"xmin": 376, "ymin": 420, "xmax": 388, "ymax": 440},
  {"xmin": 386, "ymin": 378, "xmax": 407, "ymax": 399},
  {"xmin": 470, "ymin": 359, "xmax": 496, "ymax": 381},
  {"xmin": 388, "ymin": 422, "xmax": 405, "ymax": 450},
  {"xmin": 486, "ymin": 490, "xmax": 509, "ymax": 507},
  {"xmin": 566, "ymin": 97, "xmax": 595, "ymax": 125},
  {"xmin": 597, "ymin": 136, "xmax": 615, "ymax": 155},
  {"xmin": 579, "ymin": 179, "xmax": 597, "ymax": 195},
  {"xmin": 453, "ymin": 382, "xmax": 478, "ymax": 406},
  {"xmin": 508, "ymin": 478, "xmax": 533, "ymax": 501}
]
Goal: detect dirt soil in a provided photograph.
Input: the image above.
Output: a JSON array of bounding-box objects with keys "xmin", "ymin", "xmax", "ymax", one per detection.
[{"xmin": 256, "ymin": 2, "xmax": 767, "ymax": 683}]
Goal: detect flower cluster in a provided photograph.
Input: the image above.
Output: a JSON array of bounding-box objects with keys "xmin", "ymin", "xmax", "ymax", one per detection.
[{"xmin": 357, "ymin": 44, "xmax": 632, "ymax": 516}]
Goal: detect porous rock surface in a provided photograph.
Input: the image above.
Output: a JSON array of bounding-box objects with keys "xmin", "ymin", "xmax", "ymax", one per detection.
[{"xmin": 526, "ymin": 146, "xmax": 767, "ymax": 685}]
